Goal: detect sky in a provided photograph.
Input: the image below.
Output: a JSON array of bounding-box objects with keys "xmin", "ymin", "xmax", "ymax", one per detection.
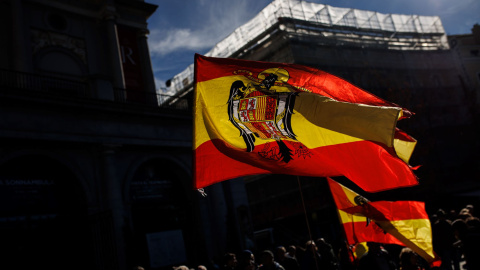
[{"xmin": 146, "ymin": 0, "xmax": 480, "ymax": 92}]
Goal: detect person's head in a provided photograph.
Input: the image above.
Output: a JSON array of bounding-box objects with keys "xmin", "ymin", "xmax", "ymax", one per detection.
[
  {"xmin": 452, "ymin": 218, "xmax": 468, "ymax": 239},
  {"xmin": 448, "ymin": 209, "xmax": 457, "ymax": 220},
  {"xmin": 315, "ymin": 238, "xmax": 330, "ymax": 250},
  {"xmin": 198, "ymin": 265, "xmax": 207, "ymax": 270},
  {"xmin": 238, "ymin": 250, "xmax": 255, "ymax": 267},
  {"xmin": 366, "ymin": 242, "xmax": 382, "ymax": 254},
  {"xmin": 275, "ymin": 246, "xmax": 287, "ymax": 260},
  {"xmin": 224, "ymin": 253, "xmax": 237, "ymax": 268},
  {"xmin": 260, "ymin": 250, "xmax": 275, "ymax": 266},
  {"xmin": 466, "ymin": 216, "xmax": 480, "ymax": 230},
  {"xmin": 459, "ymin": 208, "xmax": 472, "ymax": 220},
  {"xmin": 466, "ymin": 204, "xmax": 474, "ymax": 215},
  {"xmin": 173, "ymin": 265, "xmax": 190, "ymax": 270},
  {"xmin": 133, "ymin": 267, "xmax": 145, "ymax": 270},
  {"xmin": 287, "ymin": 245, "xmax": 296, "ymax": 257},
  {"xmin": 305, "ymin": 240, "xmax": 317, "ymax": 253},
  {"xmin": 399, "ymin": 248, "xmax": 418, "ymax": 267},
  {"xmin": 436, "ymin": 209, "xmax": 446, "ymax": 219}
]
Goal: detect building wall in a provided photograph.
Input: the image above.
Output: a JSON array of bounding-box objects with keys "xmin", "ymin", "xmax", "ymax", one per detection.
[
  {"xmin": 0, "ymin": 1, "xmax": 223, "ymax": 270},
  {"xmin": 449, "ymin": 24, "xmax": 480, "ymax": 110}
]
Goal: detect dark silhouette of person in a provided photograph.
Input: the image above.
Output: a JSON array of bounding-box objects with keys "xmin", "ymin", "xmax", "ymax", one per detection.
[
  {"xmin": 287, "ymin": 245, "xmax": 298, "ymax": 260},
  {"xmin": 454, "ymin": 216, "xmax": 480, "ymax": 270},
  {"xmin": 237, "ymin": 250, "xmax": 257, "ymax": 270},
  {"xmin": 432, "ymin": 209, "xmax": 455, "ymax": 270},
  {"xmin": 275, "ymin": 246, "xmax": 299, "ymax": 270},
  {"xmin": 259, "ymin": 250, "xmax": 285, "ymax": 270},
  {"xmin": 457, "ymin": 208, "xmax": 472, "ymax": 221},
  {"xmin": 357, "ymin": 242, "xmax": 397, "ymax": 270},
  {"xmin": 337, "ymin": 243, "xmax": 356, "ymax": 270},
  {"xmin": 298, "ymin": 240, "xmax": 325, "ymax": 270},
  {"xmin": 315, "ymin": 238, "xmax": 339, "ymax": 270},
  {"xmin": 465, "ymin": 205, "xmax": 475, "ymax": 217},
  {"xmin": 398, "ymin": 247, "xmax": 424, "ymax": 270},
  {"xmin": 222, "ymin": 253, "xmax": 238, "ymax": 270},
  {"xmin": 173, "ymin": 265, "xmax": 190, "ymax": 270}
]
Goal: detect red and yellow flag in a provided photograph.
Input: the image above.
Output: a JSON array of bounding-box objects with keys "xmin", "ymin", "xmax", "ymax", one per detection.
[
  {"xmin": 327, "ymin": 178, "xmax": 438, "ymax": 264},
  {"xmin": 194, "ymin": 54, "xmax": 418, "ymax": 191}
]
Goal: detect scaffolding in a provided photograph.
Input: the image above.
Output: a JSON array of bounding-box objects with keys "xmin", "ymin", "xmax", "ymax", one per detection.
[{"xmin": 166, "ymin": 0, "xmax": 448, "ymax": 95}]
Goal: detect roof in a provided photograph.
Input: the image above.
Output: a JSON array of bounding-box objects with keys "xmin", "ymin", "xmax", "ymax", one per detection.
[{"xmin": 165, "ymin": 0, "xmax": 446, "ymax": 96}]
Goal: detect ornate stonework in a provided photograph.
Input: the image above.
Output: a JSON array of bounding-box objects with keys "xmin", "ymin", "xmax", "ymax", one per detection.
[{"xmin": 31, "ymin": 29, "xmax": 87, "ymax": 63}]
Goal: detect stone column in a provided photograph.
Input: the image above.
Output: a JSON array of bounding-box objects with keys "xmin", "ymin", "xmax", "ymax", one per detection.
[
  {"xmin": 103, "ymin": 7, "xmax": 126, "ymax": 91},
  {"xmin": 137, "ymin": 29, "xmax": 158, "ymax": 105},
  {"xmin": 11, "ymin": 0, "xmax": 30, "ymax": 72},
  {"xmin": 102, "ymin": 144, "xmax": 127, "ymax": 270}
]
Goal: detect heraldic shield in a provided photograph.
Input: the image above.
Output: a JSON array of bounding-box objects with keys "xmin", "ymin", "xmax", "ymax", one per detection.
[{"xmin": 227, "ymin": 69, "xmax": 298, "ymax": 163}]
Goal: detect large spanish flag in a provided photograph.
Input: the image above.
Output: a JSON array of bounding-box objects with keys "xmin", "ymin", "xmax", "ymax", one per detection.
[
  {"xmin": 327, "ymin": 178, "xmax": 438, "ymax": 264},
  {"xmin": 194, "ymin": 54, "xmax": 418, "ymax": 191}
]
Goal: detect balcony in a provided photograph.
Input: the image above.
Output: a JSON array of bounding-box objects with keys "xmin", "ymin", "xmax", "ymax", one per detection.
[{"xmin": 0, "ymin": 68, "xmax": 192, "ymax": 111}]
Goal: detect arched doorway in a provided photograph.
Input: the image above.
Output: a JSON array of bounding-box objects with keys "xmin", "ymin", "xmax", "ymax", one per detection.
[
  {"xmin": 0, "ymin": 155, "xmax": 92, "ymax": 269},
  {"xmin": 127, "ymin": 158, "xmax": 193, "ymax": 270}
]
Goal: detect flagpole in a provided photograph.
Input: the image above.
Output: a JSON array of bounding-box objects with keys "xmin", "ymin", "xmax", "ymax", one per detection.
[
  {"xmin": 328, "ymin": 177, "xmax": 360, "ymax": 267},
  {"xmin": 296, "ymin": 175, "xmax": 319, "ymax": 270}
]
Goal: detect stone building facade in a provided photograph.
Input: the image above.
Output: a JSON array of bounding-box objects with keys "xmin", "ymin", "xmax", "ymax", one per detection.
[{"xmin": 0, "ymin": 0, "xmax": 233, "ymax": 269}]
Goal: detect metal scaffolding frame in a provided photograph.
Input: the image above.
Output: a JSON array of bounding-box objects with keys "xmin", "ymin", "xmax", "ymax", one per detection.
[{"xmin": 166, "ymin": 0, "xmax": 448, "ymax": 95}]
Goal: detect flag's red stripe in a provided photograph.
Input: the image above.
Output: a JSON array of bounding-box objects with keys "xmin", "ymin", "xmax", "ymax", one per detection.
[
  {"xmin": 328, "ymin": 178, "xmax": 357, "ymax": 209},
  {"xmin": 368, "ymin": 201, "xmax": 429, "ymax": 220},
  {"xmin": 341, "ymin": 202, "xmax": 429, "ymax": 221},
  {"xmin": 395, "ymin": 128, "xmax": 416, "ymax": 141},
  {"xmin": 195, "ymin": 54, "xmax": 409, "ymax": 114},
  {"xmin": 342, "ymin": 220, "xmax": 404, "ymax": 246},
  {"xmin": 194, "ymin": 138, "xmax": 418, "ymax": 192}
]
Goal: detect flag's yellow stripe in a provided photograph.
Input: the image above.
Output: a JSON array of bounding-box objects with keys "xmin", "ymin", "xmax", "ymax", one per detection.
[
  {"xmin": 195, "ymin": 76, "xmax": 400, "ymax": 150},
  {"xmin": 292, "ymin": 92, "xmax": 399, "ymax": 149},
  {"xmin": 338, "ymin": 209, "xmax": 434, "ymax": 259},
  {"xmin": 338, "ymin": 209, "xmax": 367, "ymax": 223},
  {"xmin": 353, "ymin": 242, "xmax": 369, "ymax": 260},
  {"xmin": 377, "ymin": 219, "xmax": 434, "ymax": 259},
  {"xmin": 394, "ymin": 138, "xmax": 417, "ymax": 164},
  {"xmin": 338, "ymin": 183, "xmax": 361, "ymax": 207}
]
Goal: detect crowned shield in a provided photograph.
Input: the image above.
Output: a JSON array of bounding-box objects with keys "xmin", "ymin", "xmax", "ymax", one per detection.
[{"xmin": 227, "ymin": 70, "xmax": 297, "ymax": 162}]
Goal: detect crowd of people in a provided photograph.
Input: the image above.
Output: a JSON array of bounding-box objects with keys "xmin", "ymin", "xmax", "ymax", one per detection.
[
  {"xmin": 168, "ymin": 239, "xmax": 341, "ymax": 270},
  {"xmin": 135, "ymin": 204, "xmax": 480, "ymax": 270},
  {"xmin": 431, "ymin": 204, "xmax": 480, "ymax": 270}
]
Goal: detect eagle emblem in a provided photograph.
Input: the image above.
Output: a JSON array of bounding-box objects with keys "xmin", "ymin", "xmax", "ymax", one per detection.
[{"xmin": 227, "ymin": 68, "xmax": 298, "ymax": 163}]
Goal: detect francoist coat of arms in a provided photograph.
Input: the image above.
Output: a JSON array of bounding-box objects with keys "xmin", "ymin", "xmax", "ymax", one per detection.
[{"xmin": 227, "ymin": 68, "xmax": 302, "ymax": 163}]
